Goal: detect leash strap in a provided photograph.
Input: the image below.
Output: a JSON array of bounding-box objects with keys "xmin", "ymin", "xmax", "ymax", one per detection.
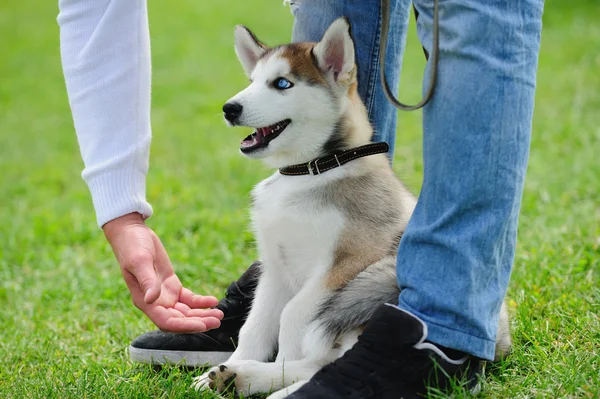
[
  {"xmin": 279, "ymin": 142, "xmax": 390, "ymax": 176},
  {"xmin": 380, "ymin": 0, "xmax": 440, "ymax": 111}
]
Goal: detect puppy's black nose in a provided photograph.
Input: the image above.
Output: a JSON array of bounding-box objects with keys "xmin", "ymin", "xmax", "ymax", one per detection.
[{"xmin": 223, "ymin": 102, "xmax": 243, "ymax": 123}]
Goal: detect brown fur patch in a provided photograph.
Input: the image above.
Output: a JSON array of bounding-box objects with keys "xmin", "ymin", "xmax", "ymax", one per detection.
[
  {"xmin": 347, "ymin": 81, "xmax": 359, "ymax": 100},
  {"xmin": 279, "ymin": 43, "xmax": 328, "ymax": 86},
  {"xmin": 319, "ymin": 168, "xmax": 415, "ymax": 290},
  {"xmin": 325, "ymin": 231, "xmax": 386, "ymax": 290}
]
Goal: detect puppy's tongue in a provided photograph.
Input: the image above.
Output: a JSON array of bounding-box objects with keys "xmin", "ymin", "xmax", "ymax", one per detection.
[
  {"xmin": 240, "ymin": 128, "xmax": 264, "ymax": 149},
  {"xmin": 256, "ymin": 128, "xmax": 266, "ymax": 138},
  {"xmin": 259, "ymin": 127, "xmax": 271, "ymax": 136}
]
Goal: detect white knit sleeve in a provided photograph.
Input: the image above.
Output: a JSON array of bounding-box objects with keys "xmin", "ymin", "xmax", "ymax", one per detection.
[{"xmin": 58, "ymin": 0, "xmax": 153, "ymax": 227}]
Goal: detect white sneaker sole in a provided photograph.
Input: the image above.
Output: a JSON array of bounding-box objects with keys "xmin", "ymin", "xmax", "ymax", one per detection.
[{"xmin": 128, "ymin": 346, "xmax": 232, "ymax": 368}]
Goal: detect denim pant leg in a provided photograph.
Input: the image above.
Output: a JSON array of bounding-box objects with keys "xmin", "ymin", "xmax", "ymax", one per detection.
[
  {"xmin": 289, "ymin": 0, "xmax": 412, "ymax": 158},
  {"xmin": 396, "ymin": 0, "xmax": 544, "ymax": 360}
]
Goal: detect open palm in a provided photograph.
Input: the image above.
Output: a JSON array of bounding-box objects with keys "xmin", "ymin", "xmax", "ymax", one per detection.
[{"xmin": 104, "ymin": 213, "xmax": 223, "ymax": 332}]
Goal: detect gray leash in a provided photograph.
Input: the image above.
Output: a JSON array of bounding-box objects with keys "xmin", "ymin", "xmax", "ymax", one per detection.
[{"xmin": 379, "ymin": 0, "xmax": 440, "ymax": 111}]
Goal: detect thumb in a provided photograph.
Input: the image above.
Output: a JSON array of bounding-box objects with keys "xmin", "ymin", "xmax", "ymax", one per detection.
[
  {"xmin": 127, "ymin": 255, "xmax": 162, "ymax": 304},
  {"xmin": 141, "ymin": 270, "xmax": 162, "ymax": 304}
]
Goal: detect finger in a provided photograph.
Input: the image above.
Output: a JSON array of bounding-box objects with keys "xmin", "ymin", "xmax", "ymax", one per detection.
[
  {"xmin": 184, "ymin": 308, "xmax": 224, "ymax": 319},
  {"xmin": 143, "ymin": 276, "xmax": 162, "ymax": 304},
  {"xmin": 162, "ymin": 317, "xmax": 208, "ymax": 333},
  {"xmin": 173, "ymin": 303, "xmax": 223, "ymax": 319},
  {"xmin": 122, "ymin": 268, "xmax": 148, "ymax": 309},
  {"xmin": 147, "ymin": 306, "xmax": 222, "ymax": 332},
  {"xmin": 146, "ymin": 306, "xmax": 194, "ymax": 330},
  {"xmin": 166, "ymin": 307, "xmax": 186, "ymax": 318},
  {"xmin": 123, "ymin": 251, "xmax": 161, "ymax": 304},
  {"xmin": 151, "ymin": 233, "xmax": 176, "ymax": 279},
  {"xmin": 164, "ymin": 318, "xmax": 216, "ymax": 333},
  {"xmin": 198, "ymin": 316, "xmax": 222, "ymax": 330},
  {"xmin": 173, "ymin": 302, "xmax": 192, "ymax": 315},
  {"xmin": 180, "ymin": 288, "xmax": 219, "ymax": 309}
]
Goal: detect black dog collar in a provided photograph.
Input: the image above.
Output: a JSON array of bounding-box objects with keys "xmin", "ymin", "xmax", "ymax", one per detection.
[{"xmin": 279, "ymin": 142, "xmax": 390, "ymax": 176}]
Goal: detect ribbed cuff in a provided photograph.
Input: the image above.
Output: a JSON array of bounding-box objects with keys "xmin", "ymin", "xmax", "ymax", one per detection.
[{"xmin": 86, "ymin": 169, "xmax": 153, "ymax": 228}]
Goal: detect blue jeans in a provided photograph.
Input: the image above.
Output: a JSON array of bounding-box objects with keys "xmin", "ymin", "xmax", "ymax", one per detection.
[{"xmin": 292, "ymin": 0, "xmax": 543, "ymax": 360}]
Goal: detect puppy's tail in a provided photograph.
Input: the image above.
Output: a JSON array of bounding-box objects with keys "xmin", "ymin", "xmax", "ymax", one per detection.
[{"xmin": 494, "ymin": 301, "xmax": 512, "ymax": 361}]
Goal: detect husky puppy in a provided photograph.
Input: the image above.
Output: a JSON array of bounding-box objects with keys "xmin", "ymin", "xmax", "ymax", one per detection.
[{"xmin": 193, "ymin": 17, "xmax": 511, "ymax": 398}]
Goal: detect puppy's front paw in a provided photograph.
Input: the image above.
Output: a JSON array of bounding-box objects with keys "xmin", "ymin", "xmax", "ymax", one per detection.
[
  {"xmin": 191, "ymin": 369, "xmax": 212, "ymax": 392},
  {"xmin": 191, "ymin": 364, "xmax": 238, "ymax": 394}
]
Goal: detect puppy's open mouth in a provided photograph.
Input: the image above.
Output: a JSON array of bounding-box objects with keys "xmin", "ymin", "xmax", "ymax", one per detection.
[{"xmin": 240, "ymin": 119, "xmax": 291, "ymax": 153}]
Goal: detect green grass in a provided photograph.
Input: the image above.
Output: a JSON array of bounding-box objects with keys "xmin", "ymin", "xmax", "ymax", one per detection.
[{"xmin": 0, "ymin": 1, "xmax": 598, "ymax": 398}]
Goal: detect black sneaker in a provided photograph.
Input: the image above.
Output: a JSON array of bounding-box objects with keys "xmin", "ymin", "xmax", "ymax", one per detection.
[
  {"xmin": 287, "ymin": 303, "xmax": 484, "ymax": 399},
  {"xmin": 128, "ymin": 261, "xmax": 261, "ymax": 367}
]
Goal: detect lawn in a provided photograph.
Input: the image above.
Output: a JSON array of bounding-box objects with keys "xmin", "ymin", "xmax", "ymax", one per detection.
[{"xmin": 0, "ymin": 0, "xmax": 598, "ymax": 398}]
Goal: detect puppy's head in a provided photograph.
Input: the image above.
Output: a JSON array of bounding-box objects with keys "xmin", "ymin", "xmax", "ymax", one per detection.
[{"xmin": 223, "ymin": 17, "xmax": 366, "ymax": 168}]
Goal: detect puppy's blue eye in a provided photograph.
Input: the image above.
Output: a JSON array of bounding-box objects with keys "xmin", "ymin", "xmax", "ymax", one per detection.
[{"xmin": 274, "ymin": 77, "xmax": 293, "ymax": 90}]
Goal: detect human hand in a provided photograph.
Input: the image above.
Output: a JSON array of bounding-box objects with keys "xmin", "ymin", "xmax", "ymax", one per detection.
[{"xmin": 103, "ymin": 213, "xmax": 223, "ymax": 332}]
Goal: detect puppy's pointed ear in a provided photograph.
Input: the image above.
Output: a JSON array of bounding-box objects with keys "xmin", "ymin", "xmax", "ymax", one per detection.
[
  {"xmin": 313, "ymin": 17, "xmax": 356, "ymax": 84},
  {"xmin": 234, "ymin": 25, "xmax": 267, "ymax": 77}
]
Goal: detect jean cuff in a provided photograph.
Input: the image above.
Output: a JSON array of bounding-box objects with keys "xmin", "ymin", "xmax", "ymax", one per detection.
[
  {"xmin": 85, "ymin": 169, "xmax": 153, "ymax": 228},
  {"xmin": 397, "ymin": 299, "xmax": 497, "ymax": 361}
]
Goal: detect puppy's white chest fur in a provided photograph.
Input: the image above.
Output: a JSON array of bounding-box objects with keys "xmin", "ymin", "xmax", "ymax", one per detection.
[{"xmin": 251, "ymin": 171, "xmax": 345, "ymax": 291}]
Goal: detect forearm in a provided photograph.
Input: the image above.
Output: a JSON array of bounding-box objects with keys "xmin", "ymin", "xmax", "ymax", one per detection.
[{"xmin": 58, "ymin": 0, "xmax": 153, "ymax": 227}]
